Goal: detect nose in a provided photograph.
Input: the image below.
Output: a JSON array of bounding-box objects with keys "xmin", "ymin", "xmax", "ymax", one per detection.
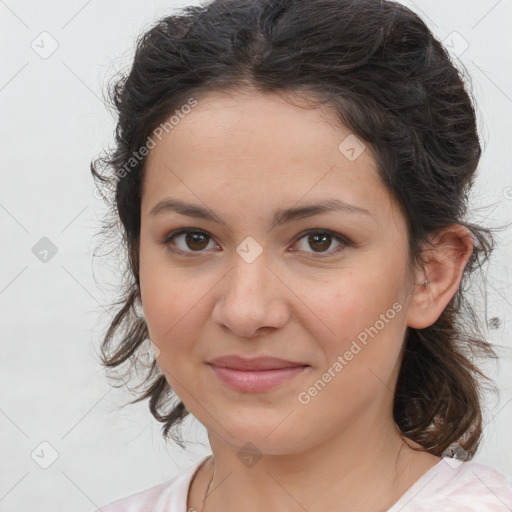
[{"xmin": 211, "ymin": 251, "xmax": 290, "ymax": 338}]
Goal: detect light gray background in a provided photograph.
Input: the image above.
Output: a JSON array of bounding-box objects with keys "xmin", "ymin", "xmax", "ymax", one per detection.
[{"xmin": 1, "ymin": 1, "xmax": 511, "ymax": 511}]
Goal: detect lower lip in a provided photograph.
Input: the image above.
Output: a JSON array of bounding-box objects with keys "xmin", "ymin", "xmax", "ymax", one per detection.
[{"xmin": 208, "ymin": 364, "xmax": 310, "ymax": 392}]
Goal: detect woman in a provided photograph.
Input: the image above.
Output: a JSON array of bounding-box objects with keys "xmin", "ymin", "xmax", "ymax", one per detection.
[{"xmin": 91, "ymin": 0, "xmax": 512, "ymax": 510}]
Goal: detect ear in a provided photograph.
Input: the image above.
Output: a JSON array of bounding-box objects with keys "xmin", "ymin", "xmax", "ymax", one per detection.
[{"xmin": 407, "ymin": 224, "xmax": 474, "ymax": 329}]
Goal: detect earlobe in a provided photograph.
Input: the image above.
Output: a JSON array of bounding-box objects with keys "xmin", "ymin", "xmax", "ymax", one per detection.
[{"xmin": 407, "ymin": 225, "xmax": 474, "ymax": 329}]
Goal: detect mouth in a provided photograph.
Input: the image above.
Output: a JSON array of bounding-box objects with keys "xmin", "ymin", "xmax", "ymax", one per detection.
[
  {"xmin": 207, "ymin": 355, "xmax": 309, "ymax": 370},
  {"xmin": 206, "ymin": 355, "xmax": 311, "ymax": 392}
]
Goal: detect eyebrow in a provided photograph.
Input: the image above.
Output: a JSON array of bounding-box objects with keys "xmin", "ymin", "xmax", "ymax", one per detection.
[{"xmin": 149, "ymin": 197, "xmax": 372, "ymax": 229}]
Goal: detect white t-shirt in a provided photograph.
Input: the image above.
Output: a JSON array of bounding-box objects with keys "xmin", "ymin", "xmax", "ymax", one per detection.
[{"xmin": 94, "ymin": 455, "xmax": 512, "ymax": 511}]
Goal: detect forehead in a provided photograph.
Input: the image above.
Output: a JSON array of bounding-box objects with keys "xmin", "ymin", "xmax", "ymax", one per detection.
[
  {"xmin": 141, "ymin": 90, "xmax": 397, "ymax": 226},
  {"xmin": 162, "ymin": 89, "xmax": 357, "ymax": 160}
]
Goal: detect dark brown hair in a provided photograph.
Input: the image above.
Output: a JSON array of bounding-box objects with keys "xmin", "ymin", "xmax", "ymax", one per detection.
[{"xmin": 91, "ymin": 0, "xmax": 506, "ymax": 456}]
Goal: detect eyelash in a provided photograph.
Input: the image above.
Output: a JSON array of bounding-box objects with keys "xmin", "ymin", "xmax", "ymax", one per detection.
[{"xmin": 158, "ymin": 228, "xmax": 353, "ymax": 259}]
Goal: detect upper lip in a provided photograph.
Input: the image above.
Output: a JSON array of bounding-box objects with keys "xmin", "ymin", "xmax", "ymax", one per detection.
[{"xmin": 207, "ymin": 355, "xmax": 309, "ymax": 371}]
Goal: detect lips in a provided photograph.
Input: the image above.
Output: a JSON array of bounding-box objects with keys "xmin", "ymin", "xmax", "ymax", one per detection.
[
  {"xmin": 207, "ymin": 355, "xmax": 308, "ymax": 371},
  {"xmin": 206, "ymin": 355, "xmax": 311, "ymax": 392}
]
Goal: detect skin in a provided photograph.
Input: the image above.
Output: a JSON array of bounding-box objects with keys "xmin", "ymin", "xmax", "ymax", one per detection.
[{"xmin": 138, "ymin": 88, "xmax": 474, "ymax": 512}]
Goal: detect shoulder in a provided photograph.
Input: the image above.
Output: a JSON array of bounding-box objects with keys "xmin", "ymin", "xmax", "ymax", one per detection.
[
  {"xmin": 91, "ymin": 456, "xmax": 208, "ymax": 512},
  {"xmin": 440, "ymin": 460, "xmax": 512, "ymax": 499},
  {"xmin": 93, "ymin": 479, "xmax": 173, "ymax": 512},
  {"xmin": 398, "ymin": 459, "xmax": 512, "ymax": 511}
]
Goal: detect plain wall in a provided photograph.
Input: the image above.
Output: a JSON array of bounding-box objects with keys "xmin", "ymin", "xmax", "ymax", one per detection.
[{"xmin": 1, "ymin": 1, "xmax": 511, "ymax": 510}]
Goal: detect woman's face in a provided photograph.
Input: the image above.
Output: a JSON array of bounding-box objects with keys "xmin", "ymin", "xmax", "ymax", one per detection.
[{"xmin": 139, "ymin": 90, "xmax": 419, "ymax": 455}]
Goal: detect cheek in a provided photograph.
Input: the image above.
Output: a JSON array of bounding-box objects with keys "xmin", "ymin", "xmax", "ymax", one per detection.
[
  {"xmin": 305, "ymin": 269, "xmax": 406, "ymax": 372},
  {"xmin": 139, "ymin": 237, "xmax": 195, "ymax": 327},
  {"xmin": 295, "ymin": 279, "xmax": 406, "ymax": 428},
  {"xmin": 140, "ymin": 275, "xmax": 208, "ymax": 395},
  {"xmin": 138, "ymin": 258, "xmax": 216, "ymax": 366},
  {"xmin": 141, "ymin": 276, "xmax": 205, "ymax": 342}
]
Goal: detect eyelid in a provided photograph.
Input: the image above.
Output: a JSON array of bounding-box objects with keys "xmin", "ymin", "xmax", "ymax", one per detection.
[
  {"xmin": 159, "ymin": 227, "xmax": 353, "ymax": 258},
  {"xmin": 159, "ymin": 228, "xmax": 221, "ymax": 256}
]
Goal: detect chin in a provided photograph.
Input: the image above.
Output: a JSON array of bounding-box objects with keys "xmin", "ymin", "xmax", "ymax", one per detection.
[{"xmin": 207, "ymin": 412, "xmax": 315, "ymax": 456}]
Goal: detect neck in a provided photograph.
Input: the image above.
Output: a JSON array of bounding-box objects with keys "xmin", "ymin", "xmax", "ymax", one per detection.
[{"xmin": 189, "ymin": 415, "xmax": 441, "ymax": 512}]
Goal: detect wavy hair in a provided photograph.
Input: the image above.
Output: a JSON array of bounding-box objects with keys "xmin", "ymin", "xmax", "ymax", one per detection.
[{"xmin": 91, "ymin": 0, "xmax": 505, "ymax": 455}]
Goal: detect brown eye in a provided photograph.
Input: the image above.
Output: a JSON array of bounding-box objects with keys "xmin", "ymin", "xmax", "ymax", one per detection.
[
  {"xmin": 308, "ymin": 232, "xmax": 332, "ymax": 252},
  {"xmin": 161, "ymin": 229, "xmax": 218, "ymax": 256},
  {"xmin": 292, "ymin": 230, "xmax": 351, "ymax": 258},
  {"xmin": 184, "ymin": 231, "xmax": 210, "ymax": 251}
]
